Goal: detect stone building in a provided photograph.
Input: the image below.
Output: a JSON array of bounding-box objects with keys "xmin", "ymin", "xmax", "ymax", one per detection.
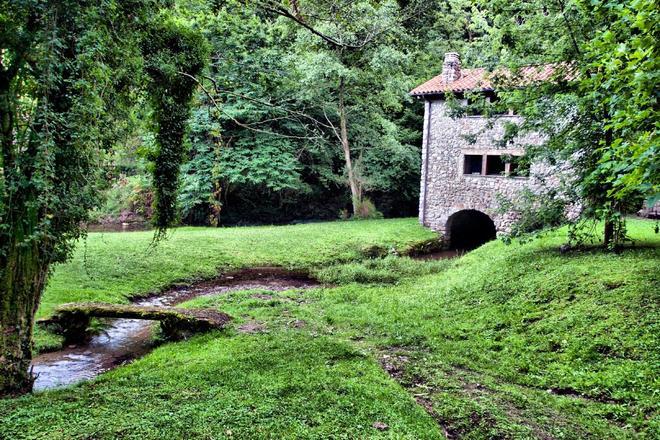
[
  {"xmin": 410, "ymin": 53, "xmax": 562, "ymax": 249},
  {"xmin": 638, "ymin": 201, "xmax": 660, "ymax": 219}
]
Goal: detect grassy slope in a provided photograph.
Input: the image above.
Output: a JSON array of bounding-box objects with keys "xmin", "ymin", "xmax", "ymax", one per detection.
[
  {"xmin": 3, "ymin": 218, "xmax": 658, "ymax": 439},
  {"xmin": 40, "ymin": 218, "xmax": 435, "ymax": 319},
  {"xmin": 299, "ymin": 220, "xmax": 659, "ymax": 438}
]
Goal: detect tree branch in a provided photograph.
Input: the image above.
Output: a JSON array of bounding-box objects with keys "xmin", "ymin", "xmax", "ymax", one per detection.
[
  {"xmin": 258, "ymin": 1, "xmax": 373, "ymax": 50},
  {"xmin": 178, "ymin": 71, "xmax": 320, "ymax": 141}
]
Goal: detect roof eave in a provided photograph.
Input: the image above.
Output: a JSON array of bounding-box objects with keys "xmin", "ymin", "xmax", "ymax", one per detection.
[{"xmin": 409, "ymin": 87, "xmax": 495, "ymax": 97}]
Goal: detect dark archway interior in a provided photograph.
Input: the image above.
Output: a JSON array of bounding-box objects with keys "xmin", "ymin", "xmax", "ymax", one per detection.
[{"xmin": 446, "ymin": 209, "xmax": 497, "ymax": 250}]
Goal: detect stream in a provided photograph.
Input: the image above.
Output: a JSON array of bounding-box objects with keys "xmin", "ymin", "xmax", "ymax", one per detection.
[{"xmin": 31, "ymin": 270, "xmax": 318, "ymax": 391}]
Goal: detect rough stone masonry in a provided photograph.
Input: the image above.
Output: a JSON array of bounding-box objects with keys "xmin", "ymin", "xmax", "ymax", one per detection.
[{"xmin": 411, "ymin": 53, "xmax": 559, "ymax": 246}]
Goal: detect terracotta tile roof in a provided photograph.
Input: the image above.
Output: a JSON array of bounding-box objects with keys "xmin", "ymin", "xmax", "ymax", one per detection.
[{"xmin": 410, "ymin": 63, "xmax": 574, "ymax": 96}]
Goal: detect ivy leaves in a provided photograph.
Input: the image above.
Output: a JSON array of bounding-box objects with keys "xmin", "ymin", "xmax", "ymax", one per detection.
[{"xmin": 142, "ymin": 17, "xmax": 208, "ymax": 232}]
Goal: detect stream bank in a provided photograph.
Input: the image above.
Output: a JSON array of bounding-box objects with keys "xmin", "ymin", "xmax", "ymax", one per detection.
[{"xmin": 31, "ymin": 268, "xmax": 319, "ymax": 391}]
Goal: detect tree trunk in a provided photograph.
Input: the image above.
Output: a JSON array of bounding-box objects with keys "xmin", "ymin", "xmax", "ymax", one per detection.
[
  {"xmin": 603, "ymin": 216, "xmax": 619, "ymax": 249},
  {"xmin": 603, "ymin": 219, "xmax": 613, "ymax": 248},
  {"xmin": 338, "ymin": 77, "xmax": 361, "ymax": 215},
  {"xmin": 0, "ymin": 238, "xmax": 48, "ymax": 396},
  {"xmin": 602, "ymin": 126, "xmax": 617, "ymax": 250},
  {"xmin": 1, "ymin": 53, "xmax": 49, "ymax": 396}
]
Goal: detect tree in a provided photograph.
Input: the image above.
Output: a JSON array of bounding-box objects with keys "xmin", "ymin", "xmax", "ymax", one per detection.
[
  {"xmin": 473, "ymin": 0, "xmax": 658, "ymax": 248},
  {"xmin": 177, "ymin": 0, "xmax": 342, "ymax": 225},
  {"xmin": 0, "ymin": 1, "xmax": 206, "ymax": 395},
  {"xmin": 174, "ymin": 0, "xmax": 427, "ymax": 224},
  {"xmin": 265, "ymin": 0, "xmax": 419, "ymax": 217}
]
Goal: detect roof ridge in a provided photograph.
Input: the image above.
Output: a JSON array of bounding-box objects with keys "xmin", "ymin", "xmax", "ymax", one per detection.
[{"xmin": 410, "ymin": 62, "xmax": 573, "ymax": 96}]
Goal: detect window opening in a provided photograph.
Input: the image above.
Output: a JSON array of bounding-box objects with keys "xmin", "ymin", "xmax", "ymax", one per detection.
[
  {"xmin": 486, "ymin": 155, "xmax": 506, "ymax": 175},
  {"xmin": 463, "ymin": 155, "xmax": 483, "ymax": 175}
]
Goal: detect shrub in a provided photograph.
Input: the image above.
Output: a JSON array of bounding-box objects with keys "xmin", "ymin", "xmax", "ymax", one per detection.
[
  {"xmin": 99, "ymin": 174, "xmax": 154, "ymax": 222},
  {"xmin": 314, "ymin": 255, "xmax": 451, "ymax": 285},
  {"xmin": 353, "ymin": 198, "xmax": 383, "ymax": 220}
]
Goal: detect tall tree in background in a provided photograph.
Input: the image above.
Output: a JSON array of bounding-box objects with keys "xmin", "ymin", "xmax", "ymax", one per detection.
[
  {"xmin": 177, "ymin": 0, "xmax": 340, "ymax": 225},
  {"xmin": 174, "ymin": 0, "xmax": 432, "ymax": 224},
  {"xmin": 265, "ymin": 0, "xmax": 418, "ymax": 217},
  {"xmin": 475, "ymin": 0, "xmax": 658, "ymax": 248},
  {"xmin": 0, "ymin": 1, "xmax": 206, "ymax": 395}
]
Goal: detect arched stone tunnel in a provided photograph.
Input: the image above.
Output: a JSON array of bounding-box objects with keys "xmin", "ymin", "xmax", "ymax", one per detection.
[{"xmin": 445, "ymin": 209, "xmax": 497, "ymax": 250}]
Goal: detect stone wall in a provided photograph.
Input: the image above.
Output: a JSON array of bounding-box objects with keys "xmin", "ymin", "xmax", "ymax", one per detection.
[
  {"xmin": 419, "ymin": 99, "xmax": 546, "ymax": 235},
  {"xmin": 638, "ymin": 201, "xmax": 660, "ymax": 219}
]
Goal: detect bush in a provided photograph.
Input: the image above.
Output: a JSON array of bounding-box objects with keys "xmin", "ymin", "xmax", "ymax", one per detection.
[
  {"xmin": 314, "ymin": 255, "xmax": 451, "ymax": 285},
  {"xmin": 98, "ymin": 174, "xmax": 154, "ymax": 223},
  {"xmin": 353, "ymin": 198, "xmax": 383, "ymax": 220}
]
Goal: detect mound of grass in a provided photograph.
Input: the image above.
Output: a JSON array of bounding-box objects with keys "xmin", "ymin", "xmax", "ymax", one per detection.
[
  {"xmin": 298, "ymin": 219, "xmax": 660, "ymax": 437},
  {"xmin": 314, "ymin": 255, "xmax": 451, "ymax": 285}
]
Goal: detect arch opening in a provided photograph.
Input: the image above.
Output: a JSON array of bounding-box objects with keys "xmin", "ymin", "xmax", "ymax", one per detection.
[{"xmin": 446, "ymin": 209, "xmax": 496, "ymax": 250}]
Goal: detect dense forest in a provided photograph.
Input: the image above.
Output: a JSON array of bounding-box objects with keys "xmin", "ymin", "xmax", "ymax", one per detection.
[
  {"xmin": 89, "ymin": 1, "xmax": 529, "ymax": 225},
  {"xmin": 99, "ymin": 0, "xmax": 453, "ymax": 226},
  {"xmin": 91, "ymin": 0, "xmax": 657, "ymax": 232}
]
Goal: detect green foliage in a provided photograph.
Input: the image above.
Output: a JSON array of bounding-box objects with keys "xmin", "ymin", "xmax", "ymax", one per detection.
[
  {"xmin": 142, "ymin": 17, "xmax": 209, "ymax": 232},
  {"xmin": 3, "ymin": 218, "xmax": 658, "ymax": 437},
  {"xmin": 577, "ymin": 0, "xmax": 659, "ymax": 205},
  {"xmin": 0, "ymin": 0, "xmax": 153, "ymax": 265},
  {"xmin": 288, "ymin": 1, "xmax": 418, "ymax": 208},
  {"xmin": 496, "ymin": 188, "xmax": 570, "ymax": 245},
  {"xmin": 165, "ymin": 0, "xmax": 436, "ymax": 224},
  {"xmin": 100, "ymin": 174, "xmax": 154, "ymax": 222},
  {"xmin": 475, "ymin": 0, "xmax": 658, "ymax": 247},
  {"xmin": 98, "ymin": 0, "xmax": 515, "ymax": 226},
  {"xmin": 178, "ymin": 1, "xmax": 349, "ymax": 224},
  {"xmin": 178, "ymin": 106, "xmax": 222, "ymax": 225},
  {"xmin": 0, "ymin": 0, "xmax": 211, "ymax": 393}
]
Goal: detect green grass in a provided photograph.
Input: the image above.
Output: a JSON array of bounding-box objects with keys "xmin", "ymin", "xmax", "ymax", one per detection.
[
  {"xmin": 34, "ymin": 218, "xmax": 433, "ymax": 352},
  {"xmin": 3, "ymin": 218, "xmax": 659, "ymax": 439},
  {"xmin": 4, "ymin": 332, "xmax": 440, "ymax": 439},
  {"xmin": 313, "ymin": 255, "xmax": 451, "ymax": 285},
  {"xmin": 297, "ymin": 220, "xmax": 660, "ymax": 438},
  {"xmin": 39, "ymin": 218, "xmax": 435, "ymax": 319}
]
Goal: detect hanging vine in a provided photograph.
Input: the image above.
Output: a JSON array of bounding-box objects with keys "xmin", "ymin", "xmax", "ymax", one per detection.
[{"xmin": 142, "ymin": 18, "xmax": 208, "ymax": 235}]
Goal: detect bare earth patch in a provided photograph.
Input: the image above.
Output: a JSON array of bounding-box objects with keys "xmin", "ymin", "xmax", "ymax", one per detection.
[
  {"xmin": 289, "ymin": 319, "xmax": 307, "ymax": 329},
  {"xmin": 238, "ymin": 321, "xmax": 267, "ymax": 334}
]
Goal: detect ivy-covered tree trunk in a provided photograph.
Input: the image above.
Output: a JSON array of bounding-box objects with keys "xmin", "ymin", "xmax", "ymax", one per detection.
[
  {"xmin": 0, "ymin": 77, "xmax": 47, "ymax": 395},
  {"xmin": 0, "ymin": 0, "xmax": 206, "ymax": 397},
  {"xmin": 0, "ymin": 237, "xmax": 48, "ymax": 395}
]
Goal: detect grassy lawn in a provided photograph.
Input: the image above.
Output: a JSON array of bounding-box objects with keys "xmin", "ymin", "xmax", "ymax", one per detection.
[
  {"xmin": 34, "ymin": 218, "xmax": 435, "ymax": 351},
  {"xmin": 39, "ymin": 218, "xmax": 435, "ymax": 319},
  {"xmin": 3, "ymin": 218, "xmax": 659, "ymax": 438}
]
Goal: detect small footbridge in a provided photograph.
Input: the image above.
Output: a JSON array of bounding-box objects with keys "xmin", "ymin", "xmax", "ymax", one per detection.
[{"xmin": 40, "ymin": 302, "xmax": 232, "ymax": 343}]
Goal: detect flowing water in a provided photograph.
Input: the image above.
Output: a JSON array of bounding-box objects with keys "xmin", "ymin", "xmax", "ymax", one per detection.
[{"xmin": 31, "ymin": 270, "xmax": 318, "ymax": 391}]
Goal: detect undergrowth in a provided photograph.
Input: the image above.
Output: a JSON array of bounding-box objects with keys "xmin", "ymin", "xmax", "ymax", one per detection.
[{"xmin": 314, "ymin": 256, "xmax": 451, "ymax": 285}]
